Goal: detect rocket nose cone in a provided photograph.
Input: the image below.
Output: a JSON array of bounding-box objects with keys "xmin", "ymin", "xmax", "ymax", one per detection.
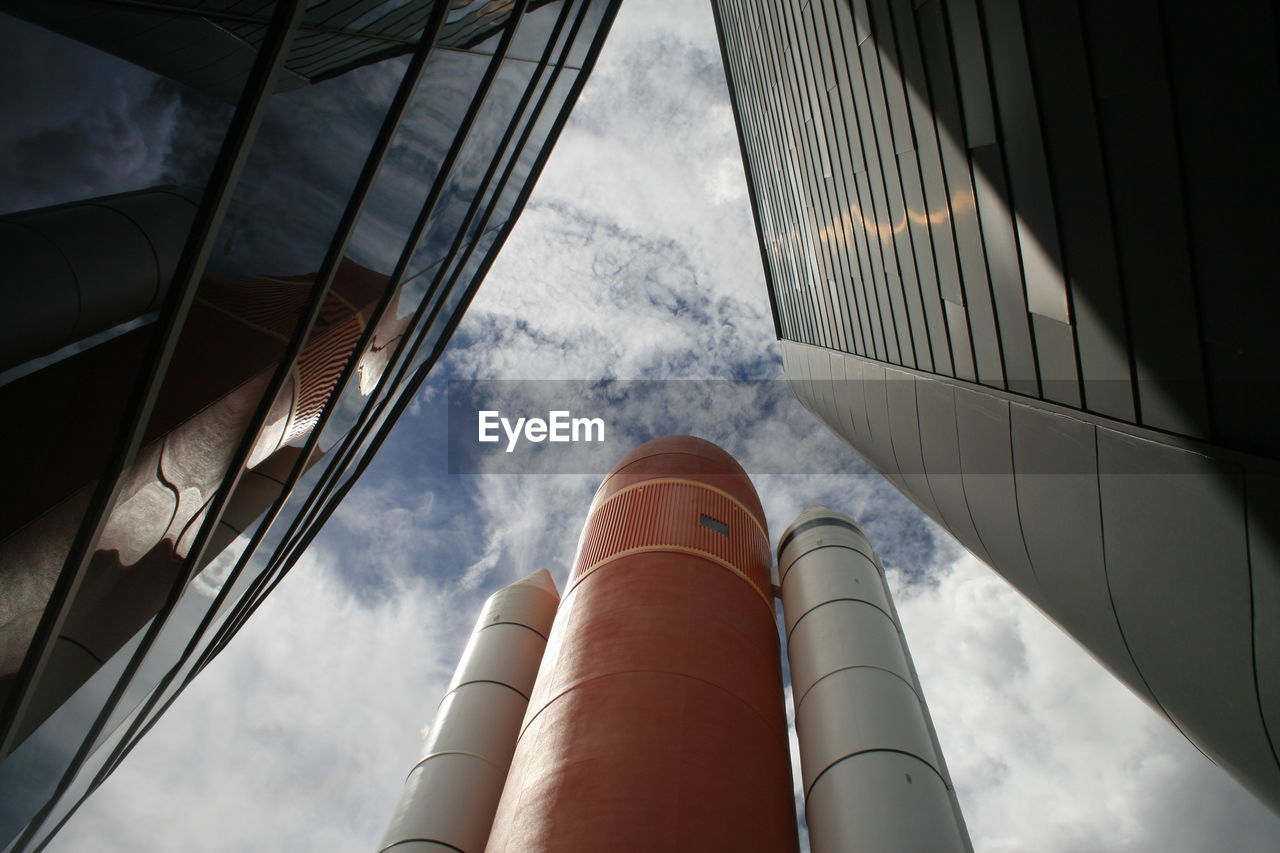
[
  {"xmin": 513, "ymin": 567, "xmax": 560, "ymax": 599},
  {"xmin": 779, "ymin": 504, "xmax": 864, "ymax": 551},
  {"xmin": 593, "ymin": 435, "xmax": 766, "ymax": 530}
]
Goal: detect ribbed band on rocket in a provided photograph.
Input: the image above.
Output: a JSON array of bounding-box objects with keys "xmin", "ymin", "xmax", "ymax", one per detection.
[
  {"xmin": 377, "ymin": 569, "xmax": 559, "ymax": 853},
  {"xmin": 779, "ymin": 505, "xmax": 971, "ymax": 853}
]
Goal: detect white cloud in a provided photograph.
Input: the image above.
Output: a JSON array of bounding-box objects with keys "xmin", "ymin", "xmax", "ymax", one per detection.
[
  {"xmin": 893, "ymin": 554, "xmax": 1280, "ymax": 852},
  {"xmin": 0, "ymin": 15, "xmax": 184, "ymax": 214},
  {"xmin": 442, "ymin": 1, "xmax": 771, "ymax": 383},
  {"xmin": 48, "ymin": 548, "xmax": 471, "ymax": 853}
]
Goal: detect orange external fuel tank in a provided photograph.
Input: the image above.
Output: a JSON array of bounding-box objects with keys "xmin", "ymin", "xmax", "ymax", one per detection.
[{"xmin": 485, "ymin": 436, "xmax": 799, "ymax": 852}]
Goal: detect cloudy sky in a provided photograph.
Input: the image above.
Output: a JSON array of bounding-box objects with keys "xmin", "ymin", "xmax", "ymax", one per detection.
[{"xmin": 36, "ymin": 1, "xmax": 1280, "ymax": 851}]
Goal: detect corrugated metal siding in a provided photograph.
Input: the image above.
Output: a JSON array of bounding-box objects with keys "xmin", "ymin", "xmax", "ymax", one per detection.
[{"xmin": 572, "ymin": 478, "xmax": 773, "ymax": 603}]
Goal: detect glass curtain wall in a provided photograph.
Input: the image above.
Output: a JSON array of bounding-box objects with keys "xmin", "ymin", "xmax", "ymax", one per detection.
[{"xmin": 0, "ymin": 1, "xmax": 621, "ymax": 849}]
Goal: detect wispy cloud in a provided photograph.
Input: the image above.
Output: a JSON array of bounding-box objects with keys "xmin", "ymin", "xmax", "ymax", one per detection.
[
  {"xmin": 0, "ymin": 15, "xmax": 184, "ymax": 214},
  {"xmin": 894, "ymin": 555, "xmax": 1280, "ymax": 851},
  {"xmin": 51, "ymin": 549, "xmax": 467, "ymax": 852}
]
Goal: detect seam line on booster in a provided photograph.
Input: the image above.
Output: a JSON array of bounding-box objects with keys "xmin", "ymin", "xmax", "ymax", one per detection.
[{"xmin": 804, "ymin": 747, "xmax": 953, "ymax": 801}]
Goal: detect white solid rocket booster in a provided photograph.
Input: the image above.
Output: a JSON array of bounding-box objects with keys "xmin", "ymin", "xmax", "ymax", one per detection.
[
  {"xmin": 779, "ymin": 505, "xmax": 971, "ymax": 853},
  {"xmin": 377, "ymin": 569, "xmax": 559, "ymax": 853}
]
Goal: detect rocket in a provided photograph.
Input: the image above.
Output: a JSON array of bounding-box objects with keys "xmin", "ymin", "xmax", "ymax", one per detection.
[
  {"xmin": 379, "ymin": 439, "xmax": 969, "ymax": 852},
  {"xmin": 377, "ymin": 569, "xmax": 559, "ymax": 853},
  {"xmin": 486, "ymin": 435, "xmax": 797, "ymax": 852},
  {"xmin": 779, "ymin": 504, "xmax": 971, "ymax": 852}
]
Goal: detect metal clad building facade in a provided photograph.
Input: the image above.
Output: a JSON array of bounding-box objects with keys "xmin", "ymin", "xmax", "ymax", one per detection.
[
  {"xmin": 0, "ymin": 1, "xmax": 620, "ymax": 848},
  {"xmin": 714, "ymin": 0, "xmax": 1280, "ymax": 812}
]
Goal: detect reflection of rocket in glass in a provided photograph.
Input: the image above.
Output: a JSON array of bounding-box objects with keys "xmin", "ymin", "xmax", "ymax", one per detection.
[{"xmin": 0, "ymin": 254, "xmax": 406, "ymax": 742}]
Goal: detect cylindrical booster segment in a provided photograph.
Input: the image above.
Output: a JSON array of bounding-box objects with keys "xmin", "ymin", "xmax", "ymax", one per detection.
[
  {"xmin": 779, "ymin": 505, "xmax": 971, "ymax": 853},
  {"xmin": 0, "ymin": 186, "xmax": 201, "ymax": 370},
  {"xmin": 378, "ymin": 569, "xmax": 559, "ymax": 853},
  {"xmin": 486, "ymin": 436, "xmax": 799, "ymax": 853}
]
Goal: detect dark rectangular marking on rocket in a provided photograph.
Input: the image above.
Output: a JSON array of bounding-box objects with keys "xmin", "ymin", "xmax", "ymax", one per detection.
[{"xmin": 699, "ymin": 514, "xmax": 730, "ymax": 537}]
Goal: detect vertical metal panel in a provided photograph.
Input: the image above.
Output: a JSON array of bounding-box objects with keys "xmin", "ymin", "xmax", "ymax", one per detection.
[
  {"xmin": 885, "ymin": 367, "xmax": 942, "ymax": 521},
  {"xmin": 953, "ymin": 387, "xmax": 1045, "ymax": 606},
  {"xmin": 840, "ymin": 43, "xmax": 899, "ymax": 365},
  {"xmin": 895, "ymin": 148, "xmax": 952, "ymax": 376},
  {"xmin": 1246, "ymin": 470, "xmax": 1280, "ymax": 772},
  {"xmin": 761, "ymin": 0, "xmax": 826, "ymax": 347},
  {"xmin": 1080, "ymin": 0, "xmax": 1208, "ymax": 438},
  {"xmin": 787, "ymin": 336, "xmax": 818, "ymax": 414},
  {"xmin": 941, "ymin": 0, "xmax": 994, "ymax": 147},
  {"xmin": 749, "ymin": 0, "xmax": 810, "ymax": 344},
  {"xmin": 889, "ymin": 0, "xmax": 960, "ymax": 307},
  {"xmin": 914, "ymin": 0, "xmax": 1002, "ymax": 387},
  {"xmin": 845, "ymin": 213, "xmax": 881, "ymax": 360},
  {"xmin": 854, "ymin": 32, "xmax": 915, "ymax": 368},
  {"xmin": 850, "ymin": 0, "xmax": 871, "ymax": 45},
  {"xmin": 969, "ymin": 143, "xmax": 1036, "ymax": 395},
  {"xmin": 835, "ymin": 127, "xmax": 881, "ymax": 359},
  {"xmin": 1030, "ymin": 313, "xmax": 1079, "ymax": 409},
  {"xmin": 869, "ymin": 0, "xmax": 934, "ymax": 372},
  {"xmin": 1008, "ymin": 404, "xmax": 1151, "ymax": 702},
  {"xmin": 788, "ymin": 4, "xmax": 840, "ymax": 350},
  {"xmin": 825, "ymin": 0, "xmax": 864, "ymax": 177},
  {"xmin": 808, "ymin": 0, "xmax": 837, "ymax": 91},
  {"xmin": 1097, "ymin": 430, "xmax": 1280, "ymax": 806},
  {"xmin": 833, "ymin": 349, "xmax": 874, "ymax": 452},
  {"xmin": 818, "ymin": 349, "xmax": 846, "ymax": 438},
  {"xmin": 1019, "ymin": 0, "xmax": 1133, "ymax": 422},
  {"xmin": 894, "ymin": 0, "xmax": 977, "ymax": 381},
  {"xmin": 1161, "ymin": 1, "xmax": 1280, "ymax": 457},
  {"xmin": 807, "ymin": 346, "xmax": 843, "ymax": 436},
  {"xmin": 913, "ymin": 376, "xmax": 990, "ymax": 564},
  {"xmin": 828, "ymin": 352, "xmax": 862, "ymax": 450},
  {"xmin": 868, "ymin": 0, "xmax": 914, "ymax": 154},
  {"xmin": 858, "ymin": 359, "xmax": 908, "ymax": 494},
  {"xmin": 978, "ymin": 0, "xmax": 1081, "ymax": 405},
  {"xmin": 979, "ymin": 0, "xmax": 1067, "ymax": 322},
  {"xmin": 789, "ymin": 342, "xmax": 818, "ymax": 421},
  {"xmin": 942, "ymin": 300, "xmax": 975, "ymax": 382},
  {"xmin": 852, "ymin": 174, "xmax": 891, "ymax": 361},
  {"xmin": 813, "ymin": 3, "xmax": 867, "ymax": 356}
]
